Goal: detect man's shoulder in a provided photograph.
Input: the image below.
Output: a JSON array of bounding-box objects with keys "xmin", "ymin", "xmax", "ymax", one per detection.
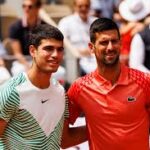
[
  {"xmin": 10, "ymin": 19, "xmax": 22, "ymax": 29},
  {"xmin": 1, "ymin": 73, "xmax": 26, "ymax": 95},
  {"xmin": 128, "ymin": 67, "xmax": 150, "ymax": 88},
  {"xmin": 71, "ymin": 72, "xmax": 94, "ymax": 89},
  {"xmin": 129, "ymin": 67, "xmax": 148, "ymax": 78}
]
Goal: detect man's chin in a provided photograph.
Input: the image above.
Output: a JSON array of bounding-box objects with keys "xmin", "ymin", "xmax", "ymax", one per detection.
[
  {"xmin": 104, "ymin": 58, "xmax": 119, "ymax": 66},
  {"xmin": 42, "ymin": 68, "xmax": 59, "ymax": 74},
  {"xmin": 104, "ymin": 57, "xmax": 119, "ymax": 66}
]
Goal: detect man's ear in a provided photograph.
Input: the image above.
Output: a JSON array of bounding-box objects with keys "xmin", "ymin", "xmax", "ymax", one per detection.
[
  {"xmin": 29, "ymin": 45, "xmax": 36, "ymax": 57},
  {"xmin": 88, "ymin": 42, "xmax": 95, "ymax": 54}
]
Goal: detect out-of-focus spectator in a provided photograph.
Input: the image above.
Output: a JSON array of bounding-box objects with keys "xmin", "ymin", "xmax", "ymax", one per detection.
[
  {"xmin": 8, "ymin": 0, "xmax": 45, "ymax": 75},
  {"xmin": 58, "ymin": 0, "xmax": 97, "ymax": 76},
  {"xmin": 118, "ymin": 0, "xmax": 148, "ymax": 66},
  {"xmin": 129, "ymin": 0, "xmax": 150, "ymax": 72}
]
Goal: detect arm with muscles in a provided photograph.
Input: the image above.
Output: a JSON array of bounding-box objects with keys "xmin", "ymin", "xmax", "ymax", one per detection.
[
  {"xmin": 0, "ymin": 119, "xmax": 7, "ymax": 150},
  {"xmin": 129, "ymin": 33, "xmax": 150, "ymax": 73},
  {"xmin": 0, "ymin": 114, "xmax": 8, "ymax": 150},
  {"xmin": 61, "ymin": 119, "xmax": 87, "ymax": 149},
  {"xmin": 0, "ymin": 119, "xmax": 7, "ymax": 138},
  {"xmin": 61, "ymin": 92, "xmax": 87, "ymax": 149}
]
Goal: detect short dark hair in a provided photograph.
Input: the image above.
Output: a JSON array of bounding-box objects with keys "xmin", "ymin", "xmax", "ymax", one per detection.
[
  {"xmin": 90, "ymin": 18, "xmax": 120, "ymax": 43},
  {"xmin": 29, "ymin": 24, "xmax": 64, "ymax": 48}
]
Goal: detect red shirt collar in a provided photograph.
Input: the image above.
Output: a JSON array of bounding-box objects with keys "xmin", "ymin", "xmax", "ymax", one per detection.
[{"xmin": 93, "ymin": 64, "xmax": 129, "ymax": 87}]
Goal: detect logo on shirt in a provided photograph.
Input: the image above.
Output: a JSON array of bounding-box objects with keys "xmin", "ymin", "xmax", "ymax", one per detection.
[
  {"xmin": 41, "ymin": 99, "xmax": 49, "ymax": 104},
  {"xmin": 127, "ymin": 96, "xmax": 136, "ymax": 102}
]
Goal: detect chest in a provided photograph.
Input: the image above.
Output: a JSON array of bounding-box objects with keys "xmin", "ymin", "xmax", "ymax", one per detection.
[
  {"xmin": 78, "ymin": 84, "xmax": 147, "ymax": 123},
  {"xmin": 14, "ymin": 85, "xmax": 65, "ymax": 136},
  {"xmin": 18, "ymin": 89, "xmax": 65, "ymax": 120}
]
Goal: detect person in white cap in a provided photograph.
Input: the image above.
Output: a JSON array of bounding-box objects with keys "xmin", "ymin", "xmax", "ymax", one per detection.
[
  {"xmin": 127, "ymin": 0, "xmax": 150, "ymax": 72},
  {"xmin": 118, "ymin": 0, "xmax": 150, "ymax": 66}
]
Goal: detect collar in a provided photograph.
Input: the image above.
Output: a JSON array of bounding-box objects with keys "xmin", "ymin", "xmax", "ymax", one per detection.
[{"xmin": 93, "ymin": 64, "xmax": 129, "ymax": 87}]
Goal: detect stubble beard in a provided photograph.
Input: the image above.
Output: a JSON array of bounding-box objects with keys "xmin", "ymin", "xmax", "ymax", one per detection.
[{"xmin": 98, "ymin": 54, "xmax": 120, "ymax": 68}]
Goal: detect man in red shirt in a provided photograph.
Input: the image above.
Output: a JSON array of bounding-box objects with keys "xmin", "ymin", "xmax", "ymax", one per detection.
[{"xmin": 67, "ymin": 18, "xmax": 150, "ymax": 150}]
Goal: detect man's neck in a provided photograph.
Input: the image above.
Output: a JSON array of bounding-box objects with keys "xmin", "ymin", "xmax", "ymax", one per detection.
[
  {"xmin": 97, "ymin": 63, "xmax": 121, "ymax": 85},
  {"xmin": 27, "ymin": 69, "xmax": 51, "ymax": 89},
  {"xmin": 27, "ymin": 17, "xmax": 39, "ymax": 27}
]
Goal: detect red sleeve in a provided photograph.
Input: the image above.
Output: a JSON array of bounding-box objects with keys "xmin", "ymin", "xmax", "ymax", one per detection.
[
  {"xmin": 67, "ymin": 81, "xmax": 82, "ymax": 125},
  {"xmin": 145, "ymin": 73, "xmax": 150, "ymax": 105}
]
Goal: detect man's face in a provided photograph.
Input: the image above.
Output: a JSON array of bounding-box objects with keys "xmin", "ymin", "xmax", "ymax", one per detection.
[
  {"xmin": 74, "ymin": 0, "xmax": 90, "ymax": 21},
  {"xmin": 30, "ymin": 39, "xmax": 64, "ymax": 74},
  {"xmin": 22, "ymin": 0, "xmax": 39, "ymax": 17},
  {"xmin": 89, "ymin": 29, "xmax": 121, "ymax": 67}
]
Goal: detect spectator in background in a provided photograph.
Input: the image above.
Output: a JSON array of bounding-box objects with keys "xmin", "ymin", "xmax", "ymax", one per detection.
[
  {"xmin": 58, "ymin": 0, "xmax": 97, "ymax": 76},
  {"xmin": 118, "ymin": 0, "xmax": 148, "ymax": 66},
  {"xmin": 67, "ymin": 18, "xmax": 150, "ymax": 150},
  {"xmin": 129, "ymin": 0, "xmax": 150, "ymax": 72},
  {"xmin": 8, "ymin": 0, "xmax": 45, "ymax": 75}
]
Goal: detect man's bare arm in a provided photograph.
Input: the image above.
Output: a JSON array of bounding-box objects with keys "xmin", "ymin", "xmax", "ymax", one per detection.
[
  {"xmin": 61, "ymin": 119, "xmax": 87, "ymax": 149},
  {"xmin": 0, "ymin": 119, "xmax": 7, "ymax": 137}
]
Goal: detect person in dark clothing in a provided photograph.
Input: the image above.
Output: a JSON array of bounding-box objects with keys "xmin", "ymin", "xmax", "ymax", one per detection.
[{"xmin": 9, "ymin": 0, "xmax": 46, "ymax": 74}]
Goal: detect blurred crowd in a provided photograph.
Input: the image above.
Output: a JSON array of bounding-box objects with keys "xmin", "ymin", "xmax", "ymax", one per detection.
[
  {"xmin": 0, "ymin": 0, "xmax": 150, "ymax": 149},
  {"xmin": 0, "ymin": 0, "xmax": 150, "ymax": 87}
]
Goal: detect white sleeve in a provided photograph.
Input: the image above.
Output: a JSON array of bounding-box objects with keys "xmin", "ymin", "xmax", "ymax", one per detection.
[{"xmin": 129, "ymin": 33, "xmax": 150, "ymax": 73}]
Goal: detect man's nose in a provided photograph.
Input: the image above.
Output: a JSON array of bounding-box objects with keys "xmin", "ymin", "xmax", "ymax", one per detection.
[
  {"xmin": 51, "ymin": 49, "xmax": 59, "ymax": 57},
  {"xmin": 107, "ymin": 41, "xmax": 114, "ymax": 50}
]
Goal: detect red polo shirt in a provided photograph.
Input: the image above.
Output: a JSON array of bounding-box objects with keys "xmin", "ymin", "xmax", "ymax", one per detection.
[{"xmin": 67, "ymin": 65, "xmax": 150, "ymax": 150}]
